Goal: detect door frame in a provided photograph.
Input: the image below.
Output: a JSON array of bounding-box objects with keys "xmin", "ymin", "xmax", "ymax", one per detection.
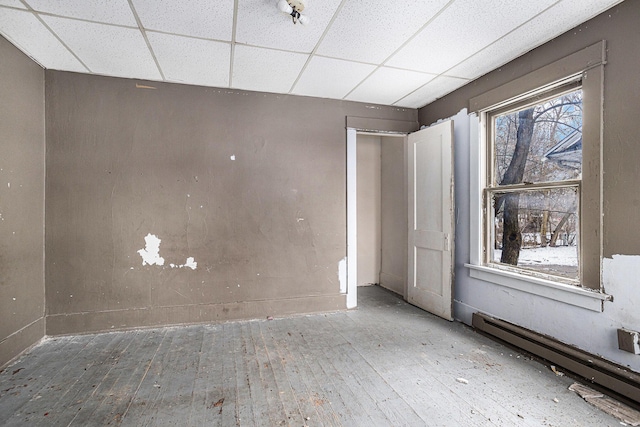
[{"xmin": 346, "ymin": 128, "xmax": 407, "ymax": 308}]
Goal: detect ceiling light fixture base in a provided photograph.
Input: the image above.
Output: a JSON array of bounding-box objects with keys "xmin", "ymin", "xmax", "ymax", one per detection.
[{"xmin": 276, "ymin": 0, "xmax": 309, "ymax": 25}]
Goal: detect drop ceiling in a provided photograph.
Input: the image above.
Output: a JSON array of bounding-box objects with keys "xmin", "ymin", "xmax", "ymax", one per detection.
[{"xmin": 0, "ymin": 0, "xmax": 623, "ymax": 108}]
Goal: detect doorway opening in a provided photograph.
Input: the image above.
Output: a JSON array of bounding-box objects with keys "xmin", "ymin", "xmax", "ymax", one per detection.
[{"xmin": 346, "ymin": 129, "xmax": 407, "ymax": 308}]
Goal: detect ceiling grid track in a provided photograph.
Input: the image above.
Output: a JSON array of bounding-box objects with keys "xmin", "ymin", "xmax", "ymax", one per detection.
[
  {"xmin": 127, "ymin": 0, "xmax": 165, "ymax": 81},
  {"xmin": 288, "ymin": 0, "xmax": 349, "ymax": 94},
  {"xmin": 0, "ymin": 0, "xmax": 625, "ymax": 109},
  {"xmin": 391, "ymin": 0, "xmax": 567, "ymax": 106},
  {"xmin": 342, "ymin": 0, "xmax": 457, "ymax": 101},
  {"xmin": 228, "ymin": 0, "xmax": 239, "ymax": 88},
  {"xmin": 18, "ymin": 0, "xmax": 92, "ymax": 73}
]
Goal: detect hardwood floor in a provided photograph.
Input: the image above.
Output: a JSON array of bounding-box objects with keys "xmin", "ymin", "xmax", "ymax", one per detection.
[{"xmin": 0, "ymin": 286, "xmax": 620, "ymax": 426}]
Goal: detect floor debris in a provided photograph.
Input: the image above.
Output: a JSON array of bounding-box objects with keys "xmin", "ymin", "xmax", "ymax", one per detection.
[
  {"xmin": 569, "ymin": 383, "xmax": 640, "ymax": 426},
  {"xmin": 550, "ymin": 365, "xmax": 565, "ymax": 376},
  {"xmin": 455, "ymin": 377, "xmax": 469, "ymax": 384}
]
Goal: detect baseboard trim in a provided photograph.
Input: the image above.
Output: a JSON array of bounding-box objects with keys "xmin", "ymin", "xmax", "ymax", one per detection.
[
  {"xmin": 472, "ymin": 312, "xmax": 640, "ymax": 406},
  {"xmin": 46, "ymin": 294, "xmax": 347, "ymax": 336},
  {"xmin": 0, "ymin": 317, "xmax": 45, "ymax": 369},
  {"xmin": 379, "ymin": 272, "xmax": 405, "ymax": 297}
]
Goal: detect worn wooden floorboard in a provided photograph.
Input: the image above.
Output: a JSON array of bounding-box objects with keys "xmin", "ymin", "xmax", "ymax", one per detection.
[
  {"xmin": 40, "ymin": 331, "xmax": 142, "ymax": 427},
  {"xmin": 76, "ymin": 330, "xmax": 163, "ymax": 427},
  {"xmin": 275, "ymin": 318, "xmax": 349, "ymax": 427},
  {"xmin": 316, "ymin": 315, "xmax": 418, "ymax": 427},
  {"xmin": 273, "ymin": 318, "xmax": 341, "ymax": 426},
  {"xmin": 19, "ymin": 333, "xmax": 130, "ymax": 427},
  {"xmin": 262, "ymin": 318, "xmax": 312, "ymax": 425},
  {"xmin": 304, "ymin": 314, "xmax": 392, "ymax": 426},
  {"xmin": 296, "ymin": 316, "xmax": 378, "ymax": 426},
  {"xmin": 187, "ymin": 324, "xmax": 223, "ymax": 426},
  {"xmin": 339, "ymin": 298, "xmax": 513, "ymax": 426},
  {"xmin": 122, "ymin": 327, "xmax": 184, "ymax": 426},
  {"xmin": 338, "ymin": 299, "xmax": 499, "ymax": 425},
  {"xmin": 249, "ymin": 321, "xmax": 289, "ymax": 426},
  {"xmin": 0, "ymin": 335, "xmax": 87, "ymax": 422},
  {"xmin": 0, "ymin": 286, "xmax": 623, "ymax": 426}
]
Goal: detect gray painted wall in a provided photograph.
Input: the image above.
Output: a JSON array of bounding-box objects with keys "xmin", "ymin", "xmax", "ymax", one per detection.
[
  {"xmin": 0, "ymin": 37, "xmax": 46, "ymax": 367},
  {"xmin": 356, "ymin": 135, "xmax": 381, "ymax": 286},
  {"xmin": 44, "ymin": 70, "xmax": 417, "ymax": 335},
  {"xmin": 419, "ymin": 1, "xmax": 640, "ymax": 372},
  {"xmin": 380, "ymin": 136, "xmax": 407, "ymax": 296}
]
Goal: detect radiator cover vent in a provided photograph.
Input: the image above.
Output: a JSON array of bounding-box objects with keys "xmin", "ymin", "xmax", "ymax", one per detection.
[{"xmin": 472, "ymin": 312, "xmax": 640, "ymax": 406}]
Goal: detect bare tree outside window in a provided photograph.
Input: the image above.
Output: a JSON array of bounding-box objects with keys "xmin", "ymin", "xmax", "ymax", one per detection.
[{"xmin": 489, "ymin": 88, "xmax": 582, "ymax": 280}]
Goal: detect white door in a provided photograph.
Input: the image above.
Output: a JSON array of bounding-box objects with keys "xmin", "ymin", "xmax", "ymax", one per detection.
[{"xmin": 407, "ymin": 121, "xmax": 455, "ymax": 320}]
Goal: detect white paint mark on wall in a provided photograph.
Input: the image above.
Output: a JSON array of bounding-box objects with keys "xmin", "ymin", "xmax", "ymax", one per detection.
[
  {"xmin": 603, "ymin": 254, "xmax": 640, "ymax": 326},
  {"xmin": 339, "ymin": 257, "xmax": 347, "ymax": 294},
  {"xmin": 137, "ymin": 233, "xmax": 198, "ymax": 270},
  {"xmin": 230, "ymin": 155, "xmax": 236, "ymax": 161},
  {"xmin": 168, "ymin": 257, "xmax": 198, "ymax": 270},
  {"xmin": 137, "ymin": 233, "xmax": 165, "ymax": 266},
  {"xmin": 183, "ymin": 257, "xmax": 197, "ymax": 270}
]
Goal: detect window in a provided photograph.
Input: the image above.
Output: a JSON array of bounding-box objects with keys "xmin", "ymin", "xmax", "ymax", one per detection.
[
  {"xmin": 486, "ymin": 85, "xmax": 583, "ymax": 283},
  {"xmin": 466, "ymin": 42, "xmax": 608, "ymax": 309}
]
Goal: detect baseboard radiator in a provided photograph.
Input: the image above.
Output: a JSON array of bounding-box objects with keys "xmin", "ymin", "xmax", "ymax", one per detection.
[{"xmin": 472, "ymin": 312, "xmax": 640, "ymax": 406}]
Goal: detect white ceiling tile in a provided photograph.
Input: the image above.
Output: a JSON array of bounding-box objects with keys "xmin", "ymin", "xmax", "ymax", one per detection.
[
  {"xmin": 0, "ymin": 0, "xmax": 623, "ymax": 107},
  {"xmin": 42, "ymin": 16, "xmax": 161, "ymax": 80},
  {"xmin": 292, "ymin": 56, "xmax": 376, "ymax": 100},
  {"xmin": 0, "ymin": 8, "xmax": 86, "ymax": 71},
  {"xmin": 236, "ymin": 0, "xmax": 342, "ymax": 53},
  {"xmin": 147, "ymin": 32, "xmax": 229, "ymax": 87},
  {"xmin": 316, "ymin": 0, "xmax": 450, "ymax": 64},
  {"xmin": 387, "ymin": 0, "xmax": 557, "ymax": 75},
  {"xmin": 132, "ymin": 0, "xmax": 234, "ymax": 40},
  {"xmin": 394, "ymin": 76, "xmax": 469, "ymax": 109},
  {"xmin": 448, "ymin": 0, "xmax": 624, "ymax": 80},
  {"xmin": 345, "ymin": 67, "xmax": 436, "ymax": 106},
  {"xmin": 0, "ymin": 0, "xmax": 26, "ymax": 9},
  {"xmin": 232, "ymin": 45, "xmax": 307, "ymax": 94},
  {"xmin": 27, "ymin": 0, "xmax": 136, "ymax": 26}
]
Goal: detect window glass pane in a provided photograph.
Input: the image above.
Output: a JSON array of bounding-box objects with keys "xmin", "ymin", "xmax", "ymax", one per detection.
[
  {"xmin": 493, "ymin": 89, "xmax": 582, "ymax": 186},
  {"xmin": 490, "ymin": 187, "xmax": 579, "ymax": 280}
]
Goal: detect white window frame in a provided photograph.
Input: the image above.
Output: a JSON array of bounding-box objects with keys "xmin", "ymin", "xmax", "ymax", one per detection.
[
  {"xmin": 465, "ymin": 41, "xmax": 611, "ymax": 312},
  {"xmin": 485, "ymin": 84, "xmax": 582, "ymax": 283}
]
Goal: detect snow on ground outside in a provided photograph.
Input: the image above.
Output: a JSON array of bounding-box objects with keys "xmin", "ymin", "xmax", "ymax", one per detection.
[{"xmin": 493, "ymin": 246, "xmax": 578, "ymax": 267}]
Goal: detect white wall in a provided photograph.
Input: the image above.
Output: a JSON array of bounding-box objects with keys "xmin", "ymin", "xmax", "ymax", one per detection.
[{"xmin": 446, "ymin": 109, "xmax": 640, "ymax": 373}]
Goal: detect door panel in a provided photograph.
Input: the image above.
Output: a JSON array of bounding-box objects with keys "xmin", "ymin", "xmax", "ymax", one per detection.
[{"xmin": 407, "ymin": 121, "xmax": 454, "ymax": 320}]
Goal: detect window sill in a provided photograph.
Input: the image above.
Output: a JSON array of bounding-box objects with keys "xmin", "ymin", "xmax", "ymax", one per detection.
[{"xmin": 464, "ymin": 263, "xmax": 611, "ymax": 312}]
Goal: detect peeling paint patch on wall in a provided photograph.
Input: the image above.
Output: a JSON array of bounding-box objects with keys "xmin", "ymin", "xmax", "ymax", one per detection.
[
  {"xmin": 182, "ymin": 257, "xmax": 197, "ymax": 270},
  {"xmin": 137, "ymin": 233, "xmax": 165, "ymax": 266},
  {"xmin": 137, "ymin": 233, "xmax": 197, "ymax": 270},
  {"xmin": 602, "ymin": 255, "xmax": 640, "ymax": 326},
  {"xmin": 169, "ymin": 257, "xmax": 198, "ymax": 270},
  {"xmin": 339, "ymin": 257, "xmax": 347, "ymax": 293}
]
